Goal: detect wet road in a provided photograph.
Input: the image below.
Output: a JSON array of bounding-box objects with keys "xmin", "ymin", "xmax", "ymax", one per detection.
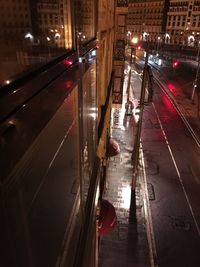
[{"xmin": 140, "ymin": 61, "xmax": 200, "ymax": 267}]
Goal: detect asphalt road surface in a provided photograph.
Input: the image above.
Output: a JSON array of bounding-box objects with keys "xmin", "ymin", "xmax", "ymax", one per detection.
[{"xmin": 141, "ymin": 59, "xmax": 200, "ymax": 267}]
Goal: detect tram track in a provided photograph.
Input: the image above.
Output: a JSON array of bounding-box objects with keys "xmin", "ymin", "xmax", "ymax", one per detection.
[
  {"xmin": 152, "ymin": 69, "xmax": 200, "ymax": 148},
  {"xmin": 132, "ymin": 58, "xmax": 200, "ymax": 147}
]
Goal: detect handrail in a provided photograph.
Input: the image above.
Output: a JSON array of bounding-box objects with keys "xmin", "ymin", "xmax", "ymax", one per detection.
[
  {"xmin": 0, "ymin": 38, "xmax": 97, "ymax": 97},
  {"xmin": 0, "ymin": 40, "xmax": 97, "ymax": 124},
  {"xmin": 0, "ymin": 50, "xmax": 75, "ymax": 97}
]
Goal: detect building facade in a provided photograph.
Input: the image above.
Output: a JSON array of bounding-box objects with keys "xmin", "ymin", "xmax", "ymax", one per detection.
[
  {"xmin": 0, "ymin": 0, "xmax": 32, "ymax": 46},
  {"xmin": 166, "ymin": 0, "xmax": 200, "ymax": 46},
  {"xmin": 127, "ymin": 0, "xmax": 167, "ymax": 43},
  {"xmin": 127, "ymin": 0, "xmax": 200, "ymax": 48},
  {"xmin": 113, "ymin": 0, "xmax": 129, "ymax": 105},
  {"xmin": 0, "ymin": 1, "xmax": 116, "ymax": 267},
  {"xmin": 36, "ymin": 0, "xmax": 73, "ymax": 49}
]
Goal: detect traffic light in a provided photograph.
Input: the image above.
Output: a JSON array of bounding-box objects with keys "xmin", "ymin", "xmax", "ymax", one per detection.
[
  {"xmin": 137, "ymin": 45, "xmax": 142, "ymax": 50},
  {"xmin": 172, "ymin": 59, "xmax": 179, "ymax": 68}
]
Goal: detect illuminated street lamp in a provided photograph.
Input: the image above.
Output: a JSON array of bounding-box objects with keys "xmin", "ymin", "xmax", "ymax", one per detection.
[
  {"xmin": 55, "ymin": 32, "xmax": 61, "ymax": 39},
  {"xmin": 130, "ymin": 36, "xmax": 138, "ymax": 63},
  {"xmin": 24, "ymin": 32, "xmax": 34, "ymax": 47},
  {"xmin": 156, "ymin": 36, "xmax": 161, "ymax": 56},
  {"xmin": 188, "ymin": 35, "xmax": 195, "ymax": 47},
  {"xmin": 164, "ymin": 33, "xmax": 170, "ymax": 44},
  {"xmin": 125, "ymin": 37, "xmax": 139, "ymax": 114},
  {"xmin": 5, "ymin": 80, "xmax": 11, "ymax": 85},
  {"xmin": 131, "ymin": 37, "xmax": 138, "ymax": 45},
  {"xmin": 126, "ymin": 31, "xmax": 131, "ymax": 46},
  {"xmin": 24, "ymin": 32, "xmax": 33, "ymax": 40},
  {"xmin": 143, "ymin": 32, "xmax": 149, "ymax": 42}
]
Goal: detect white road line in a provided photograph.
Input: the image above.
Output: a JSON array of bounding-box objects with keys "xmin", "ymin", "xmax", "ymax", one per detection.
[
  {"xmin": 190, "ymin": 166, "xmax": 200, "ymax": 185},
  {"xmin": 153, "ymin": 103, "xmax": 200, "ymax": 237},
  {"xmin": 153, "ymin": 103, "xmax": 180, "ymax": 177},
  {"xmin": 154, "ymin": 75, "xmax": 200, "ymax": 148}
]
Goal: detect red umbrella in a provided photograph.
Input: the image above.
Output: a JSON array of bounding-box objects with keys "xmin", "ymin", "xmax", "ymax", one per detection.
[
  {"xmin": 98, "ymin": 199, "xmax": 117, "ymax": 236},
  {"xmin": 107, "ymin": 138, "xmax": 120, "ymax": 157}
]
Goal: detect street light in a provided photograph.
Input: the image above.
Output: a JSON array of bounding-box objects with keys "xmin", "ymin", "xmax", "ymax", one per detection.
[
  {"xmin": 188, "ymin": 35, "xmax": 195, "ymax": 47},
  {"xmin": 142, "ymin": 32, "xmax": 149, "ymax": 42},
  {"xmin": 125, "ymin": 37, "xmax": 138, "ymax": 114},
  {"xmin": 164, "ymin": 33, "xmax": 170, "ymax": 44},
  {"xmin": 131, "ymin": 37, "xmax": 138, "ymax": 45},
  {"xmin": 191, "ymin": 41, "xmax": 200, "ymax": 103},
  {"xmin": 127, "ymin": 31, "xmax": 131, "ymax": 46},
  {"xmin": 130, "ymin": 36, "xmax": 138, "ymax": 64},
  {"xmin": 55, "ymin": 32, "xmax": 61, "ymax": 39},
  {"xmin": 24, "ymin": 32, "xmax": 33, "ymax": 40},
  {"xmin": 129, "ymin": 44, "xmax": 150, "ymax": 223},
  {"xmin": 156, "ymin": 36, "xmax": 161, "ymax": 56}
]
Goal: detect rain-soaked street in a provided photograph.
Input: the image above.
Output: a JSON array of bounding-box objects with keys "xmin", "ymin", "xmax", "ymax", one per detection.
[{"xmin": 141, "ymin": 57, "xmax": 200, "ymax": 267}]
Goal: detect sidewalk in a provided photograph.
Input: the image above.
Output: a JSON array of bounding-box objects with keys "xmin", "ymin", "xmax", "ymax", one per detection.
[
  {"xmin": 99, "ymin": 57, "xmax": 200, "ymax": 266},
  {"xmin": 99, "ymin": 70, "xmax": 150, "ymax": 267}
]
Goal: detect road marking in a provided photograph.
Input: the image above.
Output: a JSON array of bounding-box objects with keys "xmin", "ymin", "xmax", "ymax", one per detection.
[
  {"xmin": 153, "ymin": 103, "xmax": 200, "ymax": 237},
  {"xmin": 153, "ymin": 103, "xmax": 181, "ymax": 177},
  {"xmin": 190, "ymin": 166, "xmax": 200, "ymax": 185},
  {"xmin": 153, "ymin": 75, "xmax": 200, "ymax": 148}
]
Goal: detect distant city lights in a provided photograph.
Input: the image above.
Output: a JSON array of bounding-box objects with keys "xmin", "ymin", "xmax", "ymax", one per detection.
[
  {"xmin": 91, "ymin": 50, "xmax": 96, "ymax": 56},
  {"xmin": 24, "ymin": 32, "xmax": 33, "ymax": 39},
  {"xmin": 55, "ymin": 33, "xmax": 61, "ymax": 39}
]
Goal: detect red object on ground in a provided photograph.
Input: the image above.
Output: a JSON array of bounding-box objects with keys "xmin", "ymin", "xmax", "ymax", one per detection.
[
  {"xmin": 98, "ymin": 199, "xmax": 117, "ymax": 236},
  {"xmin": 107, "ymin": 138, "xmax": 120, "ymax": 157}
]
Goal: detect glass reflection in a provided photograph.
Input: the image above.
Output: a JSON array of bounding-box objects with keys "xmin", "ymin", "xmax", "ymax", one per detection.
[
  {"xmin": 0, "ymin": 0, "xmax": 96, "ymax": 86},
  {"xmin": 74, "ymin": 0, "xmax": 96, "ymax": 43}
]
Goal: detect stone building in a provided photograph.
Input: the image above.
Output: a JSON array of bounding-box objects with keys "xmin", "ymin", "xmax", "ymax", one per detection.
[
  {"xmin": 127, "ymin": 0, "xmax": 167, "ymax": 43},
  {"xmin": 166, "ymin": 0, "xmax": 200, "ymax": 46}
]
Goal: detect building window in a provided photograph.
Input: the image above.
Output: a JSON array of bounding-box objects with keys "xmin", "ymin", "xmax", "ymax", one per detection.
[
  {"xmin": 0, "ymin": 0, "xmax": 74, "ymax": 86},
  {"xmin": 74, "ymin": 0, "xmax": 96, "ymax": 42}
]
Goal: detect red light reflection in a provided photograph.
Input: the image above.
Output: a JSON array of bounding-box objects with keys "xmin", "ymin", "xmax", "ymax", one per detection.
[
  {"xmin": 65, "ymin": 80, "xmax": 73, "ymax": 89},
  {"xmin": 64, "ymin": 59, "xmax": 73, "ymax": 66},
  {"xmin": 161, "ymin": 92, "xmax": 176, "ymax": 115},
  {"xmin": 167, "ymin": 83, "xmax": 177, "ymax": 94},
  {"xmin": 172, "ymin": 59, "xmax": 180, "ymax": 68}
]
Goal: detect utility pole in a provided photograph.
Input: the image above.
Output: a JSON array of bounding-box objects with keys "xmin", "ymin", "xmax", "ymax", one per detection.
[
  {"xmin": 125, "ymin": 48, "xmax": 134, "ymax": 115},
  {"xmin": 129, "ymin": 49, "xmax": 149, "ymax": 223},
  {"xmin": 191, "ymin": 44, "xmax": 200, "ymax": 103},
  {"xmin": 156, "ymin": 36, "xmax": 161, "ymax": 56},
  {"xmin": 125, "ymin": 36, "xmax": 139, "ymax": 116},
  {"xmin": 126, "ymin": 48, "xmax": 133, "ymax": 101}
]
